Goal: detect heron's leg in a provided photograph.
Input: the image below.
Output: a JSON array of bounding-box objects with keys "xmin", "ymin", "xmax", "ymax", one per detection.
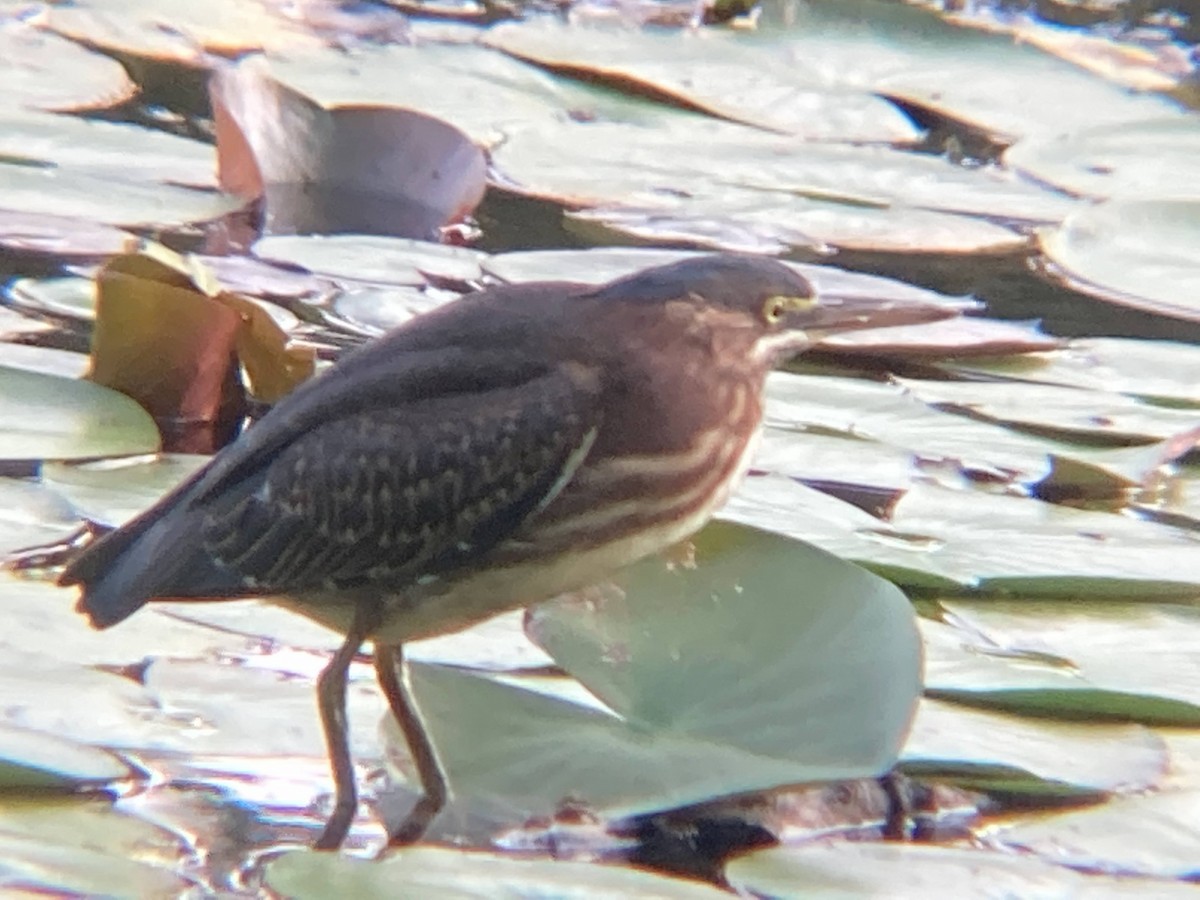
[
  {"xmin": 374, "ymin": 643, "xmax": 449, "ymax": 845},
  {"xmin": 313, "ymin": 601, "xmax": 376, "ymax": 851}
]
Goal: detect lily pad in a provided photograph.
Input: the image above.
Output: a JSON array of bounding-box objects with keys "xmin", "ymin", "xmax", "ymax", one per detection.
[
  {"xmin": 993, "ymin": 789, "xmax": 1200, "ymax": 880},
  {"xmin": 764, "ymin": 371, "xmax": 1174, "ymax": 493},
  {"xmin": 6, "ymin": 276, "xmax": 98, "ymax": 322},
  {"xmin": 40, "ymin": 454, "xmax": 208, "ymax": 529},
  {"xmin": 895, "ymin": 377, "xmax": 1200, "ymax": 444},
  {"xmin": 0, "ymin": 211, "xmax": 136, "ymax": 261},
  {"xmin": 393, "ymin": 522, "xmax": 921, "ymax": 820},
  {"xmin": 1039, "ymin": 199, "xmax": 1200, "ymax": 322},
  {"xmin": 0, "ymin": 365, "xmax": 160, "ymax": 462},
  {"xmin": 253, "ymin": 235, "xmax": 487, "ymax": 287},
  {"xmin": 44, "ymin": 0, "xmax": 328, "ymax": 65},
  {"xmin": 0, "ymin": 798, "xmax": 187, "ymax": 897},
  {"xmin": 484, "ymin": 19, "xmax": 921, "ymax": 142},
  {"xmin": 0, "ymin": 163, "xmax": 244, "ymax": 230},
  {"xmin": 0, "ymin": 725, "xmax": 131, "ymax": 790},
  {"xmin": 493, "ymin": 117, "xmax": 1054, "ymax": 255},
  {"xmin": 0, "ymin": 26, "xmax": 136, "ymax": 114},
  {"xmin": 0, "ymin": 110, "xmax": 215, "ymax": 188},
  {"xmin": 266, "ymin": 846, "xmax": 730, "ymax": 898},
  {"xmin": 0, "ymin": 344, "xmax": 90, "ymax": 380},
  {"xmin": 901, "ymin": 698, "xmax": 1166, "ymax": 796},
  {"xmin": 942, "ymin": 338, "xmax": 1200, "ymax": 406},
  {"xmin": 765, "ymin": 0, "xmax": 1185, "ymax": 144},
  {"xmin": 0, "ymin": 478, "xmax": 81, "ymax": 556},
  {"xmin": 1005, "ymin": 117, "xmax": 1200, "ymax": 201},
  {"xmin": 923, "ymin": 601, "xmax": 1200, "ymax": 724},
  {"xmin": 725, "ymin": 475, "xmax": 1200, "ymax": 597},
  {"xmin": 725, "ymin": 841, "xmax": 1199, "ymax": 899}
]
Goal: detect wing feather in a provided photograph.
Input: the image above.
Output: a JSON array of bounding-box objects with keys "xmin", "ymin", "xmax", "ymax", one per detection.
[{"xmin": 198, "ymin": 364, "xmax": 600, "ymax": 593}]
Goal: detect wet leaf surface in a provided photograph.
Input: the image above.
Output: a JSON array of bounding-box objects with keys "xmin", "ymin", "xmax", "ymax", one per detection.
[{"xmin": 2, "ymin": 0, "xmax": 1200, "ymax": 893}]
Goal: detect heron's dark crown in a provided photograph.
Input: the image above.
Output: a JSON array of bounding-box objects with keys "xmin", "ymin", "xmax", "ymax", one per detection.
[{"xmin": 587, "ymin": 255, "xmax": 815, "ymax": 326}]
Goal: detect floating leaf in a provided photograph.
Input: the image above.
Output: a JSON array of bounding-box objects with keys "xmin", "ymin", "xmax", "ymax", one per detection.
[
  {"xmin": 0, "ymin": 799, "xmax": 187, "ymax": 897},
  {"xmin": 1005, "ymin": 117, "xmax": 1200, "ymax": 201},
  {"xmin": 763, "ymin": 0, "xmax": 1185, "ymax": 144},
  {"xmin": 393, "ymin": 522, "xmax": 920, "ymax": 820},
  {"xmin": 253, "ymin": 234, "xmax": 487, "ymax": 287},
  {"xmin": 942, "ymin": 338, "xmax": 1200, "ymax": 406},
  {"xmin": 901, "ymin": 698, "xmax": 1166, "ymax": 796},
  {"xmin": 993, "ymin": 790, "xmax": 1200, "ymax": 880},
  {"xmin": 0, "ymin": 211, "xmax": 135, "ymax": 261},
  {"xmin": 44, "ymin": 0, "xmax": 328, "ymax": 66},
  {"xmin": 0, "ymin": 479, "xmax": 81, "ymax": 557},
  {"xmin": 725, "ymin": 841, "xmax": 1199, "ymax": 899},
  {"xmin": 896, "ymin": 377, "xmax": 1200, "ymax": 444},
  {"xmin": 6, "ymin": 277, "xmax": 98, "ymax": 322},
  {"xmin": 0, "ymin": 26, "xmax": 136, "ymax": 114},
  {"xmin": 267, "ymin": 846, "xmax": 730, "ymax": 899},
  {"xmin": 819, "ymin": 318, "xmax": 1061, "ymax": 358},
  {"xmin": 41, "ymin": 455, "xmax": 208, "ymax": 529},
  {"xmin": 484, "ymin": 19, "xmax": 920, "ymax": 142},
  {"xmin": 764, "ymin": 372, "xmax": 1170, "ymax": 494},
  {"xmin": 0, "ymin": 162, "xmax": 243, "ymax": 230},
  {"xmin": 0, "ymin": 110, "xmax": 215, "ymax": 188},
  {"xmin": 1040, "ymin": 199, "xmax": 1200, "ymax": 322},
  {"xmin": 726, "ymin": 476, "xmax": 1200, "ymax": 597},
  {"xmin": 924, "ymin": 601, "xmax": 1200, "ymax": 724},
  {"xmin": 493, "ymin": 117, "xmax": 1052, "ymax": 255},
  {"xmin": 0, "ymin": 366, "xmax": 160, "ymax": 462},
  {"xmin": 0, "ymin": 725, "xmax": 130, "ymax": 791}
]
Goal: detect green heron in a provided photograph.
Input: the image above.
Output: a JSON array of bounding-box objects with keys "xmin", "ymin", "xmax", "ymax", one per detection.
[{"xmin": 60, "ymin": 254, "xmax": 954, "ymax": 850}]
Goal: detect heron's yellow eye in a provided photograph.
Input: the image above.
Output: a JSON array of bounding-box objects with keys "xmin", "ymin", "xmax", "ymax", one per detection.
[{"xmin": 764, "ymin": 295, "xmax": 813, "ymax": 324}]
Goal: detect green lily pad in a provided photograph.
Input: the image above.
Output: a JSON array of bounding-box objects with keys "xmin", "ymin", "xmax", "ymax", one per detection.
[
  {"xmin": 253, "ymin": 235, "xmax": 487, "ymax": 287},
  {"xmin": 0, "ymin": 725, "xmax": 130, "ymax": 790},
  {"xmin": 725, "ymin": 841, "xmax": 1199, "ymax": 899},
  {"xmin": 266, "ymin": 846, "xmax": 731, "ymax": 899},
  {"xmin": 0, "ymin": 26, "xmax": 136, "ymax": 114},
  {"xmin": 765, "ymin": 0, "xmax": 1183, "ymax": 144},
  {"xmin": 896, "ymin": 377, "xmax": 1200, "ymax": 444},
  {"xmin": 1039, "ymin": 199, "xmax": 1200, "ymax": 322},
  {"xmin": 994, "ymin": 789, "xmax": 1200, "ymax": 880},
  {"xmin": 6, "ymin": 276, "xmax": 98, "ymax": 322},
  {"xmin": 266, "ymin": 40, "xmax": 671, "ymax": 147},
  {"xmin": 901, "ymin": 698, "xmax": 1166, "ymax": 796},
  {"xmin": 0, "ymin": 344, "xmax": 91, "ymax": 380},
  {"xmin": 483, "ymin": 19, "xmax": 920, "ymax": 142},
  {"xmin": 942, "ymin": 338, "xmax": 1200, "ymax": 406},
  {"xmin": 44, "ymin": 0, "xmax": 329, "ymax": 65},
  {"xmin": 924, "ymin": 601, "xmax": 1200, "ymax": 724},
  {"xmin": 0, "ymin": 478, "xmax": 81, "ymax": 557},
  {"xmin": 494, "ymin": 117, "xmax": 1048, "ymax": 256},
  {"xmin": 726, "ymin": 475, "xmax": 1200, "ymax": 597},
  {"xmin": 0, "ymin": 110, "xmax": 215, "ymax": 188},
  {"xmin": 1005, "ymin": 117, "xmax": 1200, "ymax": 201},
  {"xmin": 0, "ymin": 798, "xmax": 187, "ymax": 897},
  {"xmin": 393, "ymin": 522, "xmax": 920, "ymax": 820},
  {"xmin": 41, "ymin": 455, "xmax": 208, "ymax": 528},
  {"xmin": 764, "ymin": 371, "xmax": 1173, "ymax": 493},
  {"xmin": 0, "ymin": 163, "xmax": 244, "ymax": 230},
  {"xmin": 0, "ymin": 366, "xmax": 160, "ymax": 462}
]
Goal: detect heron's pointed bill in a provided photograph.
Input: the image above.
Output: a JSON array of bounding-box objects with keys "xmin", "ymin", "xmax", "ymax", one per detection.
[{"xmin": 755, "ymin": 291, "xmax": 966, "ymax": 361}]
